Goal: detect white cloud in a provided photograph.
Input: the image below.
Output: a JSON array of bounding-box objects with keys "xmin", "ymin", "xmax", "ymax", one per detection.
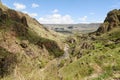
[
  {"xmin": 39, "ymin": 13, "xmax": 74, "ymax": 24},
  {"xmin": 32, "ymin": 3, "xmax": 39, "ymax": 8},
  {"xmin": 52, "ymin": 9, "xmax": 59, "ymax": 13},
  {"xmin": 13, "ymin": 2, "xmax": 26, "ymax": 10},
  {"xmin": 79, "ymin": 16, "xmax": 87, "ymax": 22},
  {"xmin": 90, "ymin": 12, "xmax": 95, "ymax": 15},
  {"xmin": 23, "ymin": 11, "xmax": 38, "ymax": 17}
]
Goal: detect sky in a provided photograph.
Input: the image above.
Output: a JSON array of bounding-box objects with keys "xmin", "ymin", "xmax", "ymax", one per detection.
[{"xmin": 2, "ymin": 0, "xmax": 120, "ymax": 24}]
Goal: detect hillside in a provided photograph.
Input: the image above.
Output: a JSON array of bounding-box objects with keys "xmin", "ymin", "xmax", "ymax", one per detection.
[
  {"xmin": 57, "ymin": 9, "xmax": 120, "ymax": 80},
  {"xmin": 0, "ymin": 2, "xmax": 65, "ymax": 80}
]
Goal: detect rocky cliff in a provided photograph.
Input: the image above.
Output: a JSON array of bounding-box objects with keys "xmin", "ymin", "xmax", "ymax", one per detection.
[{"xmin": 97, "ymin": 9, "xmax": 120, "ymax": 34}]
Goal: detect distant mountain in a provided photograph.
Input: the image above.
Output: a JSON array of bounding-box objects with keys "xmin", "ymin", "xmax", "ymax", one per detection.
[{"xmin": 44, "ymin": 23, "xmax": 101, "ymax": 34}]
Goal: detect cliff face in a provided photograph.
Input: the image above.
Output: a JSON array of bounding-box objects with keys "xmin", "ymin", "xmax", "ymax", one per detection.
[{"xmin": 97, "ymin": 9, "xmax": 120, "ymax": 33}]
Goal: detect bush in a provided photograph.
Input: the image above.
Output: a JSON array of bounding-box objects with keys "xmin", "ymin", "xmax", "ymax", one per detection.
[
  {"xmin": 37, "ymin": 38, "xmax": 64, "ymax": 57},
  {"xmin": 0, "ymin": 47, "xmax": 17, "ymax": 78}
]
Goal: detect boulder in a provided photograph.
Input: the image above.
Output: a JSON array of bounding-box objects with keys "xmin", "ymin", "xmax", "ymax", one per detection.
[
  {"xmin": 20, "ymin": 40, "xmax": 28, "ymax": 48},
  {"xmin": 66, "ymin": 38, "xmax": 76, "ymax": 44},
  {"xmin": 81, "ymin": 42, "xmax": 94, "ymax": 50}
]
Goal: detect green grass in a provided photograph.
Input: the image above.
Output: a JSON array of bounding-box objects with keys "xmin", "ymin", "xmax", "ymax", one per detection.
[
  {"xmin": 101, "ymin": 28, "xmax": 120, "ymax": 40},
  {"xmin": 59, "ymin": 31, "xmax": 120, "ymax": 80},
  {"xmin": 92, "ymin": 72, "xmax": 112, "ymax": 80}
]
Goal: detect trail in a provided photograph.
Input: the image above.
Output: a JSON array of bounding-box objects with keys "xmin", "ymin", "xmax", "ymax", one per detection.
[
  {"xmin": 42, "ymin": 43, "xmax": 70, "ymax": 70},
  {"xmin": 63, "ymin": 43, "xmax": 70, "ymax": 59},
  {"xmin": 39, "ymin": 43, "xmax": 70, "ymax": 80}
]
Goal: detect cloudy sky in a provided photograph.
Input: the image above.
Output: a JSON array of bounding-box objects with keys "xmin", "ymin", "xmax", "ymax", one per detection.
[{"xmin": 2, "ymin": 0, "xmax": 120, "ymax": 24}]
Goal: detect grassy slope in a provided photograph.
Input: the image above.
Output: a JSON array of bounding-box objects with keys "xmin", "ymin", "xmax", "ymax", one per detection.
[
  {"xmin": 59, "ymin": 27, "xmax": 120, "ymax": 80},
  {"xmin": 0, "ymin": 3, "xmax": 65, "ymax": 80},
  {"xmin": 17, "ymin": 9, "xmax": 66, "ymax": 49}
]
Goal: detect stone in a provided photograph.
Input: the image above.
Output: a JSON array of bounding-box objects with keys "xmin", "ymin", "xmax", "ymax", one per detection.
[
  {"xmin": 1, "ymin": 13, "xmax": 8, "ymax": 21},
  {"xmin": 81, "ymin": 42, "xmax": 94, "ymax": 50},
  {"xmin": 0, "ymin": 8, "xmax": 2, "ymax": 16},
  {"xmin": 21, "ymin": 16, "xmax": 28, "ymax": 27},
  {"xmin": 20, "ymin": 40, "xmax": 29, "ymax": 48}
]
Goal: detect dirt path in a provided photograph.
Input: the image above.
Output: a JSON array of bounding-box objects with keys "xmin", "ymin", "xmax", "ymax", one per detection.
[
  {"xmin": 39, "ymin": 43, "xmax": 70, "ymax": 80},
  {"xmin": 63, "ymin": 43, "xmax": 70, "ymax": 59}
]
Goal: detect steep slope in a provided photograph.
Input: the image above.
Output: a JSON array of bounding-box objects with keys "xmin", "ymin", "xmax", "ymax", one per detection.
[
  {"xmin": 0, "ymin": 3, "xmax": 64, "ymax": 79},
  {"xmin": 0, "ymin": 3, "xmax": 64, "ymax": 57}
]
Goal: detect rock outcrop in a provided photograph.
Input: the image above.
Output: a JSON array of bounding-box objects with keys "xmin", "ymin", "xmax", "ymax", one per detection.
[
  {"xmin": 0, "ymin": 8, "xmax": 8, "ymax": 22},
  {"xmin": 0, "ymin": 8, "xmax": 28, "ymax": 26},
  {"xmin": 96, "ymin": 9, "xmax": 120, "ymax": 34},
  {"xmin": 81, "ymin": 42, "xmax": 94, "ymax": 50}
]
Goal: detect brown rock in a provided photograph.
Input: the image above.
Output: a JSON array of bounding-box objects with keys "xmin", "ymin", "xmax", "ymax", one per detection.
[
  {"xmin": 66, "ymin": 38, "xmax": 75, "ymax": 44},
  {"xmin": 96, "ymin": 9, "xmax": 120, "ymax": 34},
  {"xmin": 20, "ymin": 41, "xmax": 28, "ymax": 48},
  {"xmin": 81, "ymin": 42, "xmax": 94, "ymax": 50},
  {"xmin": 0, "ymin": 8, "xmax": 2, "ymax": 16},
  {"xmin": 1, "ymin": 13, "xmax": 8, "ymax": 21},
  {"xmin": 7, "ymin": 9, "xmax": 21, "ymax": 22},
  {"xmin": 21, "ymin": 16, "xmax": 28, "ymax": 27}
]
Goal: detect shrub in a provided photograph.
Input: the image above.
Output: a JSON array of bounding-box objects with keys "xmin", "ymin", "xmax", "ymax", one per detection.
[{"xmin": 0, "ymin": 47, "xmax": 17, "ymax": 78}]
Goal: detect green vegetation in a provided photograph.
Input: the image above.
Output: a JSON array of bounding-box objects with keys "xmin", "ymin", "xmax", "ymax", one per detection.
[
  {"xmin": 58, "ymin": 27, "xmax": 120, "ymax": 79},
  {"xmin": 60, "ymin": 41, "xmax": 120, "ymax": 80},
  {"xmin": 101, "ymin": 28, "xmax": 120, "ymax": 40}
]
